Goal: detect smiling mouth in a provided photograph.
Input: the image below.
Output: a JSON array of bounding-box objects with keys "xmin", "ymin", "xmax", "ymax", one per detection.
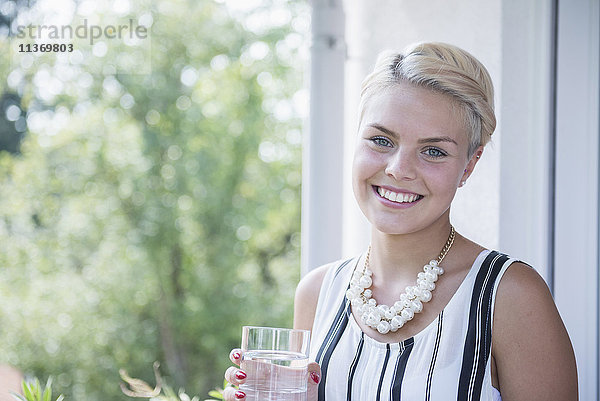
[{"xmin": 376, "ymin": 186, "xmax": 424, "ymax": 203}]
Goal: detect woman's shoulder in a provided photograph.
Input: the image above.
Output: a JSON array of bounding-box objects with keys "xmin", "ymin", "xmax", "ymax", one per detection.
[
  {"xmin": 491, "ymin": 259, "xmax": 578, "ymax": 399},
  {"xmin": 493, "ymin": 258, "xmax": 560, "ymax": 335},
  {"xmin": 293, "ymin": 256, "xmax": 359, "ymax": 331},
  {"xmin": 295, "ymin": 256, "xmax": 358, "ymax": 304}
]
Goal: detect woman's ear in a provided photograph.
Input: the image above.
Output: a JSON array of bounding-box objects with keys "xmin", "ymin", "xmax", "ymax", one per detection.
[{"xmin": 459, "ymin": 146, "xmax": 484, "ymax": 187}]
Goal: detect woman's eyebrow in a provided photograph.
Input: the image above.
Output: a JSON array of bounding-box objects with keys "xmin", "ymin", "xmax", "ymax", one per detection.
[
  {"xmin": 368, "ymin": 123, "xmax": 458, "ymax": 146},
  {"xmin": 417, "ymin": 136, "xmax": 458, "ymax": 146},
  {"xmin": 368, "ymin": 123, "xmax": 398, "ymax": 138}
]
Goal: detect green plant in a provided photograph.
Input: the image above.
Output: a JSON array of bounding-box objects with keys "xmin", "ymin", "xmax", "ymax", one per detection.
[
  {"xmin": 120, "ymin": 362, "xmax": 226, "ymax": 401},
  {"xmin": 11, "ymin": 377, "xmax": 64, "ymax": 401}
]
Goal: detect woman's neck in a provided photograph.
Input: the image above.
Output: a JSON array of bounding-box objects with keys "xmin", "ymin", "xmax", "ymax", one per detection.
[{"xmin": 368, "ymin": 219, "xmax": 454, "ymax": 283}]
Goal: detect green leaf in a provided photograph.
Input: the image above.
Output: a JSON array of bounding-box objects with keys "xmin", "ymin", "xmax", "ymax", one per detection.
[
  {"xmin": 43, "ymin": 377, "xmax": 53, "ymax": 401},
  {"xmin": 34, "ymin": 378, "xmax": 42, "ymax": 400},
  {"xmin": 22, "ymin": 382, "xmax": 34, "ymax": 401},
  {"xmin": 10, "ymin": 392, "xmax": 27, "ymax": 401}
]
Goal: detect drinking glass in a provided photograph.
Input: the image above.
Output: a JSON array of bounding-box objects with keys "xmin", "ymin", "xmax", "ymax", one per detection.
[{"xmin": 240, "ymin": 326, "xmax": 311, "ymax": 401}]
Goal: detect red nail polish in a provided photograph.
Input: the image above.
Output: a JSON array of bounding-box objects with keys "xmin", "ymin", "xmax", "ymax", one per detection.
[
  {"xmin": 310, "ymin": 372, "xmax": 320, "ymax": 384},
  {"xmin": 235, "ymin": 390, "xmax": 246, "ymax": 399},
  {"xmin": 232, "ymin": 351, "xmax": 241, "ymax": 360},
  {"xmin": 235, "ymin": 370, "xmax": 247, "ymax": 380}
]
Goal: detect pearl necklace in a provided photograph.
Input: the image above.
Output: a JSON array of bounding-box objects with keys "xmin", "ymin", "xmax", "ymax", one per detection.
[{"xmin": 345, "ymin": 226, "xmax": 456, "ymax": 334}]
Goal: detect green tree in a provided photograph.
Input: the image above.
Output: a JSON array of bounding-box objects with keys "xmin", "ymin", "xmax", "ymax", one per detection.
[{"xmin": 0, "ymin": 0, "xmax": 308, "ymax": 399}]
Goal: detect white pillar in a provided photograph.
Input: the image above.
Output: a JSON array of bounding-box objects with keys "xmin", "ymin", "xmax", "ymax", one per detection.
[
  {"xmin": 302, "ymin": 0, "xmax": 346, "ymax": 275},
  {"xmin": 499, "ymin": 0, "xmax": 554, "ymax": 285},
  {"xmin": 553, "ymin": 0, "xmax": 599, "ymax": 398}
]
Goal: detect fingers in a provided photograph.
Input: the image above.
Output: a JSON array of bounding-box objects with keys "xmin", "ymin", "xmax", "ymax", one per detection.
[
  {"xmin": 223, "ymin": 349, "xmax": 246, "ymax": 400},
  {"xmin": 225, "ymin": 366, "xmax": 247, "ymax": 385},
  {"xmin": 306, "ymin": 362, "xmax": 321, "ymax": 401},
  {"xmin": 226, "ymin": 349, "xmax": 245, "ymax": 385},
  {"xmin": 222, "ymin": 386, "xmax": 246, "ymax": 400},
  {"xmin": 230, "ymin": 348, "xmax": 242, "ymax": 365},
  {"xmin": 308, "ymin": 362, "xmax": 321, "ymax": 385}
]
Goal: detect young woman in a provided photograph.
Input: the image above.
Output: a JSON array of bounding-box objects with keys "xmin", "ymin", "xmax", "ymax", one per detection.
[{"xmin": 223, "ymin": 42, "xmax": 578, "ymax": 401}]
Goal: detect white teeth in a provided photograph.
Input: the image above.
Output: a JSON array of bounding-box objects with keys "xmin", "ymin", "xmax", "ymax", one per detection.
[{"xmin": 377, "ymin": 187, "xmax": 420, "ymax": 203}]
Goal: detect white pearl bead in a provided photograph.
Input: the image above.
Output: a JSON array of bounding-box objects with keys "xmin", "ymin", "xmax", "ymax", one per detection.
[
  {"xmin": 419, "ymin": 281, "xmax": 434, "ymax": 291},
  {"xmin": 359, "ymin": 275, "xmax": 372, "ymax": 288},
  {"xmin": 419, "ymin": 290, "xmax": 432, "ymax": 302},
  {"xmin": 430, "ymin": 260, "xmax": 438, "ymax": 266},
  {"xmin": 377, "ymin": 304, "xmax": 389, "ymax": 314},
  {"xmin": 365, "ymin": 269, "xmax": 373, "ymax": 276},
  {"xmin": 391, "ymin": 315, "xmax": 405, "ymax": 329},
  {"xmin": 401, "ymin": 308, "xmax": 414, "ymax": 320},
  {"xmin": 425, "ymin": 272, "xmax": 437, "ymax": 282},
  {"xmin": 394, "ymin": 301, "xmax": 404, "ymax": 310},
  {"xmin": 351, "ymin": 297, "xmax": 364, "ymax": 307},
  {"xmin": 366, "ymin": 313, "xmax": 380, "ymax": 327},
  {"xmin": 384, "ymin": 309, "xmax": 395, "ymax": 320},
  {"xmin": 364, "ymin": 289, "xmax": 372, "ymax": 299},
  {"xmin": 368, "ymin": 298, "xmax": 377, "ymax": 306},
  {"xmin": 411, "ymin": 300, "xmax": 423, "ymax": 312},
  {"xmin": 361, "ymin": 313, "xmax": 369, "ymax": 323},
  {"xmin": 350, "ymin": 277, "xmax": 360, "ymax": 286},
  {"xmin": 377, "ymin": 321, "xmax": 391, "ymax": 334}
]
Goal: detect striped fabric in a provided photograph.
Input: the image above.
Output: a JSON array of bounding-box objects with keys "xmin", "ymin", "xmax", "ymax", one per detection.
[{"xmin": 309, "ymin": 250, "xmax": 514, "ymax": 401}]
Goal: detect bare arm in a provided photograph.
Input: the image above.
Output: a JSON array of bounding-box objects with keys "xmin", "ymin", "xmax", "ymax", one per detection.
[
  {"xmin": 492, "ymin": 263, "xmax": 578, "ymax": 401},
  {"xmin": 293, "ymin": 264, "xmax": 330, "ymax": 331}
]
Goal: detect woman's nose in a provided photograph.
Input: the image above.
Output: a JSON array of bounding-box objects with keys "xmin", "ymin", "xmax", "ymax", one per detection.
[{"xmin": 384, "ymin": 149, "xmax": 417, "ymax": 181}]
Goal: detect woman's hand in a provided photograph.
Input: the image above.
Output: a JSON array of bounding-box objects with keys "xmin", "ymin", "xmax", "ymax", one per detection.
[
  {"xmin": 222, "ymin": 348, "xmax": 321, "ymax": 401},
  {"xmin": 223, "ymin": 349, "xmax": 248, "ymax": 400}
]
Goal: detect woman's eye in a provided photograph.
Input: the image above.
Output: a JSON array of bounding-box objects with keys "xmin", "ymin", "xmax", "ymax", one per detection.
[
  {"xmin": 371, "ymin": 136, "xmax": 393, "ymax": 147},
  {"xmin": 424, "ymin": 147, "xmax": 447, "ymax": 158}
]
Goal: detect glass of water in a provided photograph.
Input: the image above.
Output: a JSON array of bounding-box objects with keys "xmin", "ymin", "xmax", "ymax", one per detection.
[{"xmin": 240, "ymin": 326, "xmax": 311, "ymax": 401}]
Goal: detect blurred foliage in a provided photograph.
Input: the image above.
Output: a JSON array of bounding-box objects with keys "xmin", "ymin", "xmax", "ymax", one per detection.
[
  {"xmin": 119, "ymin": 361, "xmax": 224, "ymax": 401},
  {"xmin": 0, "ymin": 0, "xmax": 308, "ymax": 399},
  {"xmin": 11, "ymin": 377, "xmax": 64, "ymax": 401}
]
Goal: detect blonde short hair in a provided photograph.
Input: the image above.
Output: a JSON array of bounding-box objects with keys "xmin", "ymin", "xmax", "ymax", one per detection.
[{"xmin": 359, "ymin": 42, "xmax": 496, "ymax": 157}]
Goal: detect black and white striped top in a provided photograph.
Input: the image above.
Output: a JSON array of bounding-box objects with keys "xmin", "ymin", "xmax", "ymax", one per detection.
[{"xmin": 310, "ymin": 249, "xmax": 515, "ymax": 401}]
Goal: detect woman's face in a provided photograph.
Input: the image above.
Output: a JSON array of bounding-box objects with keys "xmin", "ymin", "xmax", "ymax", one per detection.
[{"xmin": 352, "ymin": 82, "xmax": 481, "ymax": 235}]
